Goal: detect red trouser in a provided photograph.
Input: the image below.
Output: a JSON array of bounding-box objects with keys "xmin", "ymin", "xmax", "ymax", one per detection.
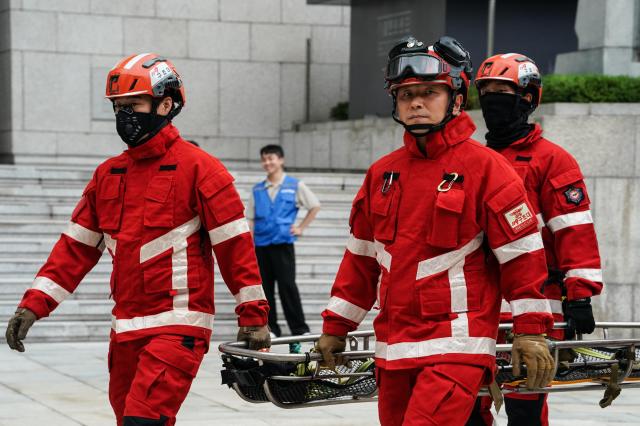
[
  {"xmin": 108, "ymin": 334, "xmax": 207, "ymax": 426},
  {"xmin": 377, "ymin": 363, "xmax": 486, "ymax": 426}
]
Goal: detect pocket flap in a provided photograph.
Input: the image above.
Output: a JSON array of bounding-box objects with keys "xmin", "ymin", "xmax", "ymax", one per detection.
[
  {"xmin": 434, "ymin": 188, "xmax": 465, "ymax": 214},
  {"xmin": 549, "ymin": 168, "xmax": 583, "ymax": 189},
  {"xmin": 198, "ymin": 170, "xmax": 234, "ymax": 199},
  {"xmin": 99, "ymin": 175, "xmax": 121, "ymax": 200},
  {"xmin": 145, "ymin": 176, "xmax": 174, "ymax": 203},
  {"xmin": 486, "ymin": 180, "xmax": 523, "ymax": 213}
]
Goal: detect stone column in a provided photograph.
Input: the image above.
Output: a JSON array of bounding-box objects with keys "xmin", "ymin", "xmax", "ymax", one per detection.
[{"xmin": 555, "ymin": 0, "xmax": 640, "ymax": 76}]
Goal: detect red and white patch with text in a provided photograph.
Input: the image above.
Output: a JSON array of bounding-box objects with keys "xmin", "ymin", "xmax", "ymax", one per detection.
[{"xmin": 503, "ymin": 202, "xmax": 535, "ymax": 233}]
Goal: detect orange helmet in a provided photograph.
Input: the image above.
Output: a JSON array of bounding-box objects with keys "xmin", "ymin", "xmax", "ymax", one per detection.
[
  {"xmin": 385, "ymin": 36, "xmax": 472, "ymax": 107},
  {"xmin": 106, "ymin": 53, "xmax": 185, "ymax": 116},
  {"xmin": 475, "ymin": 53, "xmax": 542, "ymax": 107}
]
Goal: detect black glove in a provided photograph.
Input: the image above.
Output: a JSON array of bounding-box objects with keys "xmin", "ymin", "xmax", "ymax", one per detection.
[
  {"xmin": 563, "ymin": 297, "xmax": 595, "ymax": 339},
  {"xmin": 6, "ymin": 308, "xmax": 37, "ymax": 352}
]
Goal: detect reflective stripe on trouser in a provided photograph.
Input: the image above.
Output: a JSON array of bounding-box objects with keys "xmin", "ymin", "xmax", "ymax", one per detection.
[
  {"xmin": 377, "ymin": 363, "xmax": 486, "ymax": 426},
  {"xmin": 109, "ymin": 334, "xmax": 206, "ymax": 426}
]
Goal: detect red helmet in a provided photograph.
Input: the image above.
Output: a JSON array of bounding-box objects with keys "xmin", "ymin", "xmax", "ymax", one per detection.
[
  {"xmin": 385, "ymin": 36, "xmax": 472, "ymax": 107},
  {"xmin": 475, "ymin": 53, "xmax": 542, "ymax": 107},
  {"xmin": 106, "ymin": 53, "xmax": 185, "ymax": 113}
]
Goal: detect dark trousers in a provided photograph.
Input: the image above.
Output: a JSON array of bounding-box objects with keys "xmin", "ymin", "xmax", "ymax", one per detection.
[{"xmin": 255, "ymin": 243, "xmax": 310, "ymax": 336}]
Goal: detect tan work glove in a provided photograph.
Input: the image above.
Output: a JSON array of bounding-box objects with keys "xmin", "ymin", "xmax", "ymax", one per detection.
[
  {"xmin": 315, "ymin": 333, "xmax": 346, "ymax": 370},
  {"xmin": 511, "ymin": 334, "xmax": 555, "ymax": 390},
  {"xmin": 5, "ymin": 308, "xmax": 37, "ymax": 352},
  {"xmin": 237, "ymin": 325, "xmax": 271, "ymax": 351}
]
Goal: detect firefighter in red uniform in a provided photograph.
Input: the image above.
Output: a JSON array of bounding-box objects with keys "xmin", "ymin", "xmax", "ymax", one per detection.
[
  {"xmin": 5, "ymin": 54, "xmax": 271, "ymax": 425},
  {"xmin": 316, "ymin": 36, "xmax": 556, "ymax": 426},
  {"xmin": 465, "ymin": 53, "xmax": 603, "ymax": 426}
]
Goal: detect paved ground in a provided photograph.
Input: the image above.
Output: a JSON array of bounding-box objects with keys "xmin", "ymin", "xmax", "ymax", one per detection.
[{"xmin": 0, "ymin": 342, "xmax": 638, "ymax": 425}]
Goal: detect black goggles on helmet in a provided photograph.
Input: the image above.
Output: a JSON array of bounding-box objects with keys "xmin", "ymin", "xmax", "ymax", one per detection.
[{"xmin": 385, "ymin": 53, "xmax": 449, "ymax": 84}]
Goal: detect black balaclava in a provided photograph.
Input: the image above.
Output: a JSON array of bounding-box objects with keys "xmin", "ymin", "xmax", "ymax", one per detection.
[
  {"xmin": 115, "ymin": 101, "xmax": 169, "ymax": 147},
  {"xmin": 479, "ymin": 92, "xmax": 534, "ymax": 149}
]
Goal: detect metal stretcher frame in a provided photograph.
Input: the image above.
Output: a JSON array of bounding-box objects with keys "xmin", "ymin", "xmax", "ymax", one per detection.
[{"xmin": 218, "ymin": 322, "xmax": 640, "ymax": 408}]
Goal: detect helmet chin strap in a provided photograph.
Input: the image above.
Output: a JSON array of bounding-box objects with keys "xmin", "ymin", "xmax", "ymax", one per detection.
[{"xmin": 392, "ymin": 92, "xmax": 457, "ymax": 137}]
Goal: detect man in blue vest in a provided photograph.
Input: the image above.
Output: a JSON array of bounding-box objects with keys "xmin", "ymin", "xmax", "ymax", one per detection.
[{"xmin": 247, "ymin": 145, "xmax": 321, "ymax": 350}]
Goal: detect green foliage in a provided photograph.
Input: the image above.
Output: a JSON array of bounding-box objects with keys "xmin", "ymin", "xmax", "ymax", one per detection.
[
  {"xmin": 330, "ymin": 101, "xmax": 349, "ymax": 120},
  {"xmin": 465, "ymin": 74, "xmax": 640, "ymax": 109},
  {"xmin": 541, "ymin": 74, "xmax": 640, "ymax": 103}
]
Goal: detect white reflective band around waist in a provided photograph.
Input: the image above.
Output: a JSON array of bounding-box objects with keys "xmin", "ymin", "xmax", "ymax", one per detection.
[
  {"xmin": 502, "ymin": 298, "xmax": 563, "ymax": 315},
  {"xmin": 140, "ymin": 216, "xmax": 201, "ymax": 262},
  {"xmin": 209, "ymin": 218, "xmax": 250, "ymax": 245},
  {"xmin": 63, "ymin": 221, "xmax": 103, "ymax": 247},
  {"xmin": 31, "ymin": 276, "xmax": 71, "ymax": 304},
  {"xmin": 326, "ymin": 296, "xmax": 368, "ymax": 324},
  {"xmin": 112, "ymin": 310, "xmax": 214, "ymax": 334},
  {"xmin": 374, "ymin": 240, "xmax": 392, "ymax": 271},
  {"xmin": 234, "ymin": 285, "xmax": 266, "ymax": 305},
  {"xmin": 509, "ymin": 298, "xmax": 552, "ymax": 316},
  {"xmin": 104, "ymin": 233, "xmax": 116, "ymax": 255},
  {"xmin": 565, "ymin": 268, "xmax": 603, "ymax": 282},
  {"xmin": 375, "ymin": 336, "xmax": 496, "ymax": 361},
  {"xmin": 346, "ymin": 235, "xmax": 376, "ymax": 258},
  {"xmin": 416, "ymin": 232, "xmax": 483, "ymax": 280},
  {"xmin": 492, "ymin": 232, "xmax": 544, "ymax": 264},
  {"xmin": 546, "ymin": 210, "xmax": 593, "ymax": 233}
]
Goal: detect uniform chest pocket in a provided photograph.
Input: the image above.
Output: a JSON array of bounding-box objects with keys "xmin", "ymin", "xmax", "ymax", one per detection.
[
  {"xmin": 144, "ymin": 176, "xmax": 175, "ymax": 228},
  {"xmin": 371, "ymin": 184, "xmax": 401, "ymax": 243},
  {"xmin": 427, "ymin": 188, "xmax": 465, "ymax": 249},
  {"xmin": 97, "ymin": 175, "xmax": 124, "ymax": 232}
]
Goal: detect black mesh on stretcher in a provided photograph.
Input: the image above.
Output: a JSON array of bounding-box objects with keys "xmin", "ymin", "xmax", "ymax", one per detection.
[
  {"xmin": 495, "ymin": 346, "xmax": 640, "ymax": 385},
  {"xmin": 221, "ymin": 355, "xmax": 377, "ymax": 404}
]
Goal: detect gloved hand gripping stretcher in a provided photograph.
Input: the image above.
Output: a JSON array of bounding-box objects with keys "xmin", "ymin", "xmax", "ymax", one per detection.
[{"xmin": 218, "ymin": 323, "xmax": 640, "ymax": 409}]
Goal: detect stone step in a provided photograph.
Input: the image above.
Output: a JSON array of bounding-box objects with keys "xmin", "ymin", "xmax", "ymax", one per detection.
[
  {"xmin": 0, "ymin": 257, "xmax": 341, "ymax": 278},
  {"xmin": 0, "ymin": 298, "xmax": 362, "ymax": 322},
  {"xmin": 2, "ymin": 317, "xmax": 375, "ymax": 342},
  {"xmin": 0, "ymin": 277, "xmax": 337, "ymax": 300}
]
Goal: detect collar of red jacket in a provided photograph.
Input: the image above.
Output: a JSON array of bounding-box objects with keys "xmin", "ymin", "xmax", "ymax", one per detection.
[
  {"xmin": 125, "ymin": 123, "xmax": 180, "ymax": 161},
  {"xmin": 506, "ymin": 122, "xmax": 543, "ymax": 149},
  {"xmin": 403, "ymin": 111, "xmax": 477, "ymax": 159}
]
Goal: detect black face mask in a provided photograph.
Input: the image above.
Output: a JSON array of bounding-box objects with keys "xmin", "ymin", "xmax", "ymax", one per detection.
[
  {"xmin": 115, "ymin": 106, "xmax": 168, "ymax": 147},
  {"xmin": 479, "ymin": 92, "xmax": 534, "ymax": 148}
]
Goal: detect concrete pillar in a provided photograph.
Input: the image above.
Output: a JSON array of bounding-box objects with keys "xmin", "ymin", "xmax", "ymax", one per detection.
[{"xmin": 555, "ymin": 0, "xmax": 640, "ymax": 76}]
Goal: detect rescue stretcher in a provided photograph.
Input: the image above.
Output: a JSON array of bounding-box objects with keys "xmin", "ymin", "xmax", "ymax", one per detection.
[{"xmin": 219, "ymin": 322, "xmax": 640, "ymax": 409}]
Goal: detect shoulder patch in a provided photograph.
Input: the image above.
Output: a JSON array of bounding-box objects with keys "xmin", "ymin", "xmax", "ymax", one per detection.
[
  {"xmin": 563, "ymin": 185, "xmax": 584, "ymax": 205},
  {"xmin": 503, "ymin": 202, "xmax": 536, "ymax": 233}
]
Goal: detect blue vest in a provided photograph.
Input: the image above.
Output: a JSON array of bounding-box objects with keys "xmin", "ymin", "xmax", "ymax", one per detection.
[{"xmin": 253, "ymin": 175, "xmax": 300, "ymax": 247}]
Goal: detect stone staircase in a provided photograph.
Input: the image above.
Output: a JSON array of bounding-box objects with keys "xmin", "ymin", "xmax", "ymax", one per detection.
[{"xmin": 0, "ymin": 164, "xmax": 375, "ymax": 342}]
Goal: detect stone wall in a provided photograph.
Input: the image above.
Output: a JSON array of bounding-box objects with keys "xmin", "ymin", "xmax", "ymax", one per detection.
[
  {"xmin": 0, "ymin": 0, "xmax": 350, "ymax": 165},
  {"xmin": 283, "ymin": 103, "xmax": 640, "ymax": 331}
]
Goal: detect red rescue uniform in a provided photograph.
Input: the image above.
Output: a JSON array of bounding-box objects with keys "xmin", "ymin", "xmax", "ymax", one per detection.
[
  {"xmin": 475, "ymin": 124, "xmax": 604, "ymax": 426},
  {"xmin": 321, "ymin": 112, "xmax": 554, "ymax": 425},
  {"xmin": 18, "ymin": 124, "xmax": 269, "ymax": 424}
]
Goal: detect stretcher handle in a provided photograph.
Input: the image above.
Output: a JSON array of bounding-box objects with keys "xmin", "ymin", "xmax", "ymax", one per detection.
[{"xmin": 498, "ymin": 321, "xmax": 640, "ymax": 330}]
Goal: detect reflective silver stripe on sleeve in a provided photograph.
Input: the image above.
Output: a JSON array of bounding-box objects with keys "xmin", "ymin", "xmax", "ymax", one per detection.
[
  {"xmin": 549, "ymin": 299, "xmax": 563, "ymax": 315},
  {"xmin": 209, "ymin": 218, "xmax": 250, "ymax": 246},
  {"xmin": 104, "ymin": 233, "xmax": 117, "ymax": 255},
  {"xmin": 326, "ymin": 296, "xmax": 368, "ymax": 324},
  {"xmin": 546, "ymin": 211, "xmax": 593, "ymax": 233},
  {"xmin": 234, "ymin": 285, "xmax": 266, "ymax": 305},
  {"xmin": 492, "ymin": 232, "xmax": 544, "ymax": 264},
  {"xmin": 374, "ymin": 240, "xmax": 392, "ymax": 271},
  {"xmin": 509, "ymin": 298, "xmax": 552, "ymax": 316},
  {"xmin": 536, "ymin": 213, "xmax": 545, "ymax": 231},
  {"xmin": 31, "ymin": 276, "xmax": 71, "ymax": 304},
  {"xmin": 565, "ymin": 268, "xmax": 603, "ymax": 282},
  {"xmin": 346, "ymin": 235, "xmax": 376, "ymax": 258},
  {"xmin": 63, "ymin": 222, "xmax": 103, "ymax": 247}
]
